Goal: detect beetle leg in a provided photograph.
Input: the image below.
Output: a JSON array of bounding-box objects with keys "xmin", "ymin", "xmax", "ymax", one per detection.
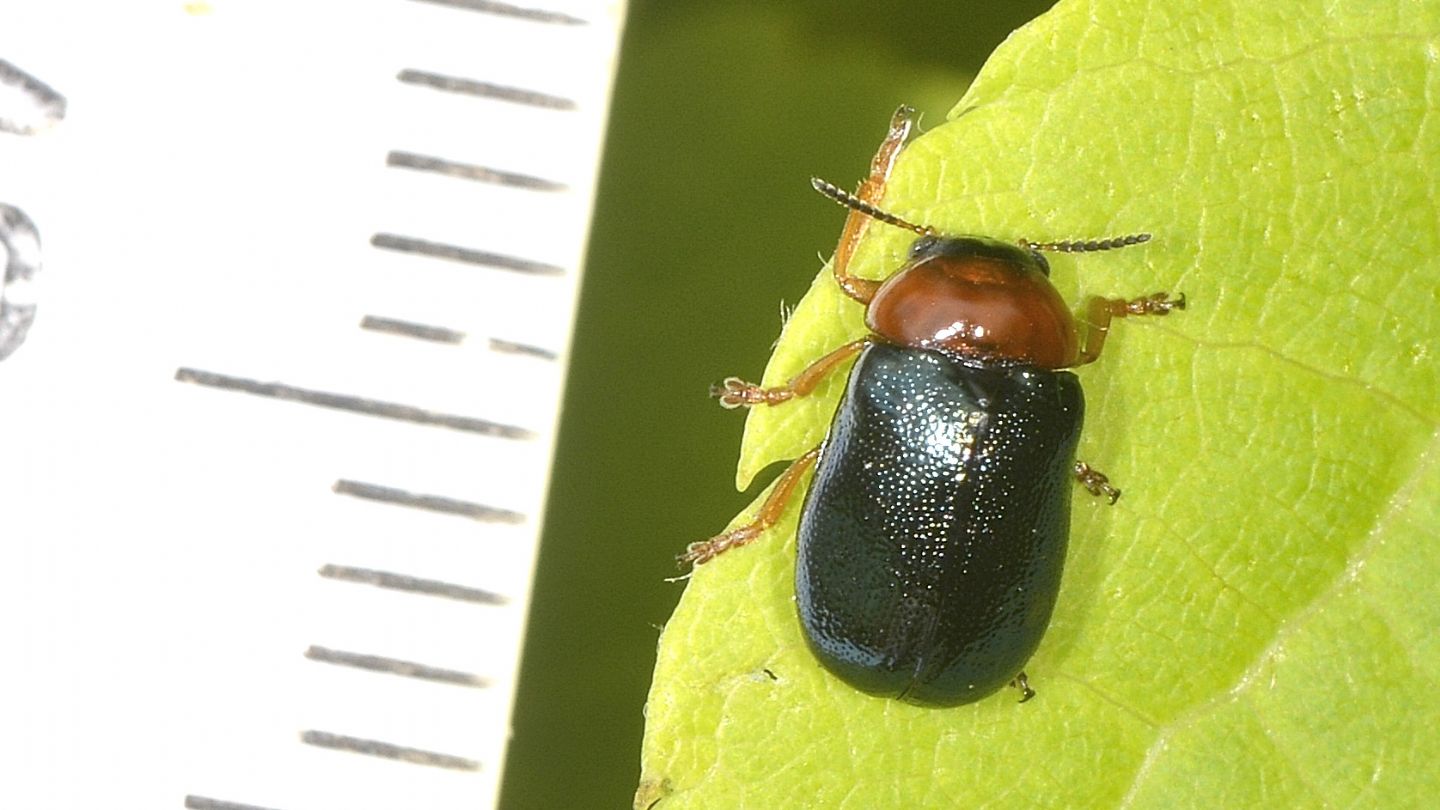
[
  {"xmin": 828, "ymin": 106, "xmax": 916, "ymax": 305},
  {"xmin": 680, "ymin": 446, "xmax": 822, "ymax": 566},
  {"xmin": 711, "ymin": 338, "xmax": 872, "ymax": 409},
  {"xmin": 1010, "ymin": 672, "xmax": 1036, "ymax": 703},
  {"xmin": 1074, "ymin": 460, "xmax": 1121, "ymax": 504},
  {"xmin": 1075, "ymin": 291, "xmax": 1186, "ymax": 365}
]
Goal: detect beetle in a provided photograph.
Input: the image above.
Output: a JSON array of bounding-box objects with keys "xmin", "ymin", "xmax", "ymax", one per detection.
[{"xmin": 681, "ymin": 106, "xmax": 1185, "ymax": 706}]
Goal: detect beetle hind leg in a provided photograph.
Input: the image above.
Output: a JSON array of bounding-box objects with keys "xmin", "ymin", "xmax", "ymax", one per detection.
[
  {"xmin": 1010, "ymin": 672, "xmax": 1037, "ymax": 703},
  {"xmin": 1074, "ymin": 460, "xmax": 1121, "ymax": 504},
  {"xmin": 680, "ymin": 446, "xmax": 822, "ymax": 566}
]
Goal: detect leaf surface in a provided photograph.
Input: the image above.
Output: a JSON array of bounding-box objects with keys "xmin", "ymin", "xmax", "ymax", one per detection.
[{"xmin": 640, "ymin": 0, "xmax": 1440, "ymax": 806}]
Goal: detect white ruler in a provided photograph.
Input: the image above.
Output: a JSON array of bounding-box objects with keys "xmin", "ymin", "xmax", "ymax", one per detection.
[{"xmin": 0, "ymin": 1, "xmax": 622, "ymax": 808}]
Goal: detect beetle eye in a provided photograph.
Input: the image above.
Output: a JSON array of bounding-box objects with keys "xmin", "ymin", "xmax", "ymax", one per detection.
[
  {"xmin": 1028, "ymin": 249, "xmax": 1051, "ymax": 277},
  {"xmin": 908, "ymin": 235, "xmax": 941, "ymax": 259}
]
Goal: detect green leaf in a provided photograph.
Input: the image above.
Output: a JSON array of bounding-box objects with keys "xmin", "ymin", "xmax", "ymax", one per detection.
[{"xmin": 638, "ymin": 0, "xmax": 1440, "ymax": 806}]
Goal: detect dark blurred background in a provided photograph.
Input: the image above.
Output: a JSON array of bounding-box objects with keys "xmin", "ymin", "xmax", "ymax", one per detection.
[{"xmin": 500, "ymin": 1, "xmax": 1056, "ymax": 807}]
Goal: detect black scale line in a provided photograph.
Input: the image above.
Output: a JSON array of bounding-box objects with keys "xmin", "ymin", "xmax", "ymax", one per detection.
[
  {"xmin": 300, "ymin": 730, "xmax": 480, "ymax": 771},
  {"xmin": 318, "ymin": 563, "xmax": 508, "ymax": 606},
  {"xmin": 487, "ymin": 336, "xmax": 558, "ymax": 360},
  {"xmin": 305, "ymin": 644, "xmax": 490, "ymax": 687},
  {"xmin": 184, "ymin": 797, "xmax": 286, "ymax": 810},
  {"xmin": 370, "ymin": 233, "xmax": 565, "ymax": 276},
  {"xmin": 359, "ymin": 314, "xmax": 466, "ymax": 344},
  {"xmin": 407, "ymin": 0, "xmax": 587, "ymax": 25},
  {"xmin": 396, "ymin": 68, "xmax": 576, "ymax": 110},
  {"xmin": 332, "ymin": 479, "xmax": 526, "ymax": 524},
  {"xmin": 174, "ymin": 367, "xmax": 533, "ymax": 440},
  {"xmin": 358, "ymin": 315, "xmax": 559, "ymax": 360},
  {"xmin": 387, "ymin": 150, "xmax": 567, "ymax": 192}
]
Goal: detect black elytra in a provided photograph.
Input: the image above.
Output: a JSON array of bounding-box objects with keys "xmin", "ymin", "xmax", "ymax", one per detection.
[
  {"xmin": 684, "ymin": 106, "xmax": 1185, "ymax": 707},
  {"xmin": 797, "ymin": 342, "xmax": 1082, "ymax": 706}
]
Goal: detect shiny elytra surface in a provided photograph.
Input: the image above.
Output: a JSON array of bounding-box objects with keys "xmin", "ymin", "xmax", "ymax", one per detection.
[{"xmin": 796, "ymin": 342, "xmax": 1083, "ymax": 705}]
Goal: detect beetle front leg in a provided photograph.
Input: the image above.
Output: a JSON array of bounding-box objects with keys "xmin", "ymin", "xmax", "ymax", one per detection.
[
  {"xmin": 1074, "ymin": 460, "xmax": 1121, "ymax": 504},
  {"xmin": 712, "ymin": 338, "xmax": 871, "ymax": 409},
  {"xmin": 1076, "ymin": 291, "xmax": 1186, "ymax": 365},
  {"xmin": 822, "ymin": 105, "xmax": 917, "ymax": 305},
  {"xmin": 680, "ymin": 446, "xmax": 822, "ymax": 565}
]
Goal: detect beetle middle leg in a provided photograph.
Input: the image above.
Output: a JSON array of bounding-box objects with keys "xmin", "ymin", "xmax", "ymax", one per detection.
[
  {"xmin": 1074, "ymin": 460, "xmax": 1121, "ymax": 504},
  {"xmin": 680, "ymin": 446, "xmax": 822, "ymax": 565},
  {"xmin": 1076, "ymin": 291, "xmax": 1187, "ymax": 365},
  {"xmin": 712, "ymin": 338, "xmax": 871, "ymax": 408}
]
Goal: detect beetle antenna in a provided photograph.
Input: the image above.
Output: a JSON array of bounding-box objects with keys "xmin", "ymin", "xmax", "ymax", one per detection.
[
  {"xmin": 811, "ymin": 177, "xmax": 933, "ymax": 236},
  {"xmin": 1021, "ymin": 233, "xmax": 1151, "ymax": 253}
]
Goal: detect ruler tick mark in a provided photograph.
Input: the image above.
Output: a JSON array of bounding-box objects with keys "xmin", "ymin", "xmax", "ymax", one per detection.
[
  {"xmin": 387, "ymin": 150, "xmax": 567, "ymax": 191},
  {"xmin": 306, "ymin": 644, "xmax": 491, "ymax": 686},
  {"xmin": 359, "ymin": 316, "xmax": 559, "ymax": 360},
  {"xmin": 318, "ymin": 564, "xmax": 508, "ymax": 605},
  {"xmin": 397, "ymin": 68, "xmax": 576, "ymax": 110},
  {"xmin": 175, "ymin": 367, "xmax": 533, "ymax": 439},
  {"xmin": 488, "ymin": 337, "xmax": 558, "ymax": 361},
  {"xmin": 371, "ymin": 233, "xmax": 565, "ymax": 276},
  {"xmin": 408, "ymin": 0, "xmax": 588, "ymax": 25},
  {"xmin": 301, "ymin": 730, "xmax": 481, "ymax": 771},
  {"xmin": 333, "ymin": 479, "xmax": 526, "ymax": 524},
  {"xmin": 359, "ymin": 314, "xmax": 466, "ymax": 344},
  {"xmin": 184, "ymin": 797, "xmax": 287, "ymax": 810}
]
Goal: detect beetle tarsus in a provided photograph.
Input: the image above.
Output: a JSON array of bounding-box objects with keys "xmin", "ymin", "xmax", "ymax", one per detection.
[
  {"xmin": 679, "ymin": 524, "xmax": 762, "ymax": 566},
  {"xmin": 1074, "ymin": 460, "xmax": 1121, "ymax": 504},
  {"xmin": 1011, "ymin": 672, "xmax": 1037, "ymax": 703},
  {"xmin": 1124, "ymin": 291, "xmax": 1186, "ymax": 316},
  {"xmin": 710, "ymin": 376, "xmax": 794, "ymax": 409}
]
